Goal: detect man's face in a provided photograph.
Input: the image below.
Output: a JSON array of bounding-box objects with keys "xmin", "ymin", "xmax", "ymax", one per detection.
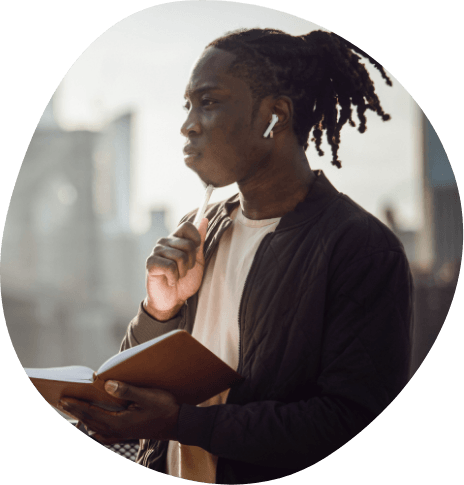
[{"xmin": 181, "ymin": 47, "xmax": 270, "ymax": 188}]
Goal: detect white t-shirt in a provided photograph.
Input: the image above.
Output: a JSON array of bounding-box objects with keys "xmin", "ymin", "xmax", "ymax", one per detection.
[{"xmin": 166, "ymin": 205, "xmax": 281, "ymax": 483}]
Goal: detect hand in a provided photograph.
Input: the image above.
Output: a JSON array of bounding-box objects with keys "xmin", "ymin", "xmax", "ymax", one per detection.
[
  {"xmin": 144, "ymin": 218, "xmax": 208, "ymax": 320},
  {"xmin": 58, "ymin": 381, "xmax": 180, "ymax": 445}
]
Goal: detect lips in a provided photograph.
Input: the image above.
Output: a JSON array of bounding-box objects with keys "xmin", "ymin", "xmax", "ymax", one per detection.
[
  {"xmin": 183, "ymin": 146, "xmax": 202, "ymax": 167},
  {"xmin": 183, "ymin": 145, "xmax": 200, "ymax": 156}
]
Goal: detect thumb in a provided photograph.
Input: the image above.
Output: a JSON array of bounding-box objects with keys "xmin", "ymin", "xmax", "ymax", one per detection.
[{"xmin": 104, "ymin": 380, "xmax": 146, "ymax": 404}]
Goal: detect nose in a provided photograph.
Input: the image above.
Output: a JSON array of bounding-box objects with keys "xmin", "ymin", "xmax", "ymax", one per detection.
[{"xmin": 180, "ymin": 109, "xmax": 201, "ymax": 137}]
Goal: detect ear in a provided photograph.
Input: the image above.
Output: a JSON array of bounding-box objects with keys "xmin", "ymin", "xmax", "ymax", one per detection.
[{"xmin": 270, "ymin": 96, "xmax": 294, "ymax": 135}]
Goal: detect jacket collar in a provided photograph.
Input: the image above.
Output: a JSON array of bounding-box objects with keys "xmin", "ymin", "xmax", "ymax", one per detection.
[
  {"xmin": 215, "ymin": 170, "xmax": 340, "ymax": 231},
  {"xmin": 277, "ymin": 169, "xmax": 340, "ymax": 231}
]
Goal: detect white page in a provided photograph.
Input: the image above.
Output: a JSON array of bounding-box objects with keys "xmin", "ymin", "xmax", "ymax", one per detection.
[
  {"xmin": 96, "ymin": 329, "xmax": 182, "ymax": 375},
  {"xmin": 25, "ymin": 365, "xmax": 94, "ymax": 383}
]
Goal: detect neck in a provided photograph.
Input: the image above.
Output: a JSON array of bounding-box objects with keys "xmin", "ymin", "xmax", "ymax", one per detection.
[{"xmin": 238, "ymin": 144, "xmax": 315, "ymax": 220}]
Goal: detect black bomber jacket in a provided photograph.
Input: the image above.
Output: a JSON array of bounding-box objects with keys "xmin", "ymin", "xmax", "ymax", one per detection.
[{"xmin": 120, "ymin": 170, "xmax": 413, "ymax": 484}]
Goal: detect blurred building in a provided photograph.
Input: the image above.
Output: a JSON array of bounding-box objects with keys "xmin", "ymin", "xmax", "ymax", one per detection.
[
  {"xmin": 383, "ymin": 205, "xmax": 418, "ymax": 265},
  {"xmin": 369, "ymin": 115, "xmax": 461, "ymax": 378},
  {"xmin": 420, "ymin": 116, "xmax": 462, "ymax": 274},
  {"xmin": 385, "ymin": 115, "xmax": 463, "ymax": 375},
  {"xmin": 408, "ymin": 115, "xmax": 462, "ymax": 376},
  {"xmin": 1, "ymin": 97, "xmax": 168, "ymax": 370}
]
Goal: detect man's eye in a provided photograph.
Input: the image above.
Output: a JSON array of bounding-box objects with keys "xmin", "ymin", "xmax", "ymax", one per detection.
[{"xmin": 202, "ymin": 99, "xmax": 216, "ymax": 107}]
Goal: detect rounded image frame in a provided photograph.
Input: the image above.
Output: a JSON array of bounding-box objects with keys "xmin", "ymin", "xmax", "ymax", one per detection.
[{"xmin": 0, "ymin": 0, "xmax": 464, "ymax": 485}]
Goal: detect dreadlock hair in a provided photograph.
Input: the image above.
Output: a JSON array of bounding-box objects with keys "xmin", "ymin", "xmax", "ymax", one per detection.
[{"xmin": 206, "ymin": 28, "xmax": 392, "ymax": 168}]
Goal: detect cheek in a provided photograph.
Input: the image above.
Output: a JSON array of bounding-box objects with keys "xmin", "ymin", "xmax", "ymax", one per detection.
[
  {"xmin": 224, "ymin": 116, "xmax": 254, "ymax": 155},
  {"xmin": 200, "ymin": 109, "xmax": 262, "ymax": 182},
  {"xmin": 207, "ymin": 115, "xmax": 249, "ymax": 158}
]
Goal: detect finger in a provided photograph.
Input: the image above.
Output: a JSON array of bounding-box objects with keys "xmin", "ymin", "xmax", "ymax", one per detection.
[
  {"xmin": 145, "ymin": 254, "xmax": 180, "ymax": 287},
  {"xmin": 152, "ymin": 235, "xmax": 197, "ymax": 255},
  {"xmin": 152, "ymin": 246, "xmax": 191, "ymax": 279},
  {"xmin": 167, "ymin": 236, "xmax": 198, "ymax": 270},
  {"xmin": 104, "ymin": 382, "xmax": 176, "ymax": 413},
  {"xmin": 58, "ymin": 405, "xmax": 104, "ymax": 433},
  {"xmin": 173, "ymin": 221, "xmax": 202, "ymax": 247},
  {"xmin": 60, "ymin": 397, "xmax": 116, "ymax": 416},
  {"xmin": 59, "ymin": 397, "xmax": 94, "ymax": 414},
  {"xmin": 59, "ymin": 400, "xmax": 127, "ymax": 437},
  {"xmin": 59, "ymin": 398, "xmax": 122, "ymax": 426},
  {"xmin": 104, "ymin": 380, "xmax": 150, "ymax": 406}
]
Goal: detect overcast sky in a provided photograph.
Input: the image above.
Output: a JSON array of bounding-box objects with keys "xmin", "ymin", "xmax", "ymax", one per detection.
[{"xmin": 53, "ymin": 1, "xmax": 422, "ymax": 233}]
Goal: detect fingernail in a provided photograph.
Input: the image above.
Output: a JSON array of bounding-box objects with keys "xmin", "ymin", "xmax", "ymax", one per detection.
[{"xmin": 105, "ymin": 380, "xmax": 119, "ymax": 394}]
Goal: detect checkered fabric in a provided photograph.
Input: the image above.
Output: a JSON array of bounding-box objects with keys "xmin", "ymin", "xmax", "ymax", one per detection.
[
  {"xmin": 69, "ymin": 418, "xmax": 139, "ymax": 461},
  {"xmin": 105, "ymin": 440, "xmax": 139, "ymax": 461}
]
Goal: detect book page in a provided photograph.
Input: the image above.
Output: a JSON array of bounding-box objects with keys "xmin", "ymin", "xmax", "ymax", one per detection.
[
  {"xmin": 96, "ymin": 329, "xmax": 182, "ymax": 375},
  {"xmin": 25, "ymin": 365, "xmax": 94, "ymax": 383}
]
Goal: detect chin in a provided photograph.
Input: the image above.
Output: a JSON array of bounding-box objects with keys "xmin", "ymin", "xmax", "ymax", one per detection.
[
  {"xmin": 199, "ymin": 177, "xmax": 236, "ymax": 189},
  {"xmin": 196, "ymin": 177, "xmax": 224, "ymax": 189},
  {"xmin": 189, "ymin": 165, "xmax": 236, "ymax": 189},
  {"xmin": 184, "ymin": 155, "xmax": 200, "ymax": 169}
]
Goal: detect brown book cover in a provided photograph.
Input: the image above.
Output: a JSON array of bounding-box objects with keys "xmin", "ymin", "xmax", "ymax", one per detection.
[{"xmin": 26, "ymin": 330, "xmax": 243, "ymax": 412}]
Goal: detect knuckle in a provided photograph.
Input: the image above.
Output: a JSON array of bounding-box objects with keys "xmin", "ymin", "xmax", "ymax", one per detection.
[
  {"xmin": 178, "ymin": 221, "xmax": 192, "ymax": 231},
  {"xmin": 172, "ymin": 225, "xmax": 186, "ymax": 238},
  {"xmin": 176, "ymin": 222, "xmax": 200, "ymax": 243},
  {"xmin": 156, "ymin": 237, "xmax": 168, "ymax": 246},
  {"xmin": 183, "ymin": 221, "xmax": 195, "ymax": 230},
  {"xmin": 146, "ymin": 255, "xmax": 159, "ymax": 271},
  {"xmin": 166, "ymin": 260, "xmax": 178, "ymax": 274}
]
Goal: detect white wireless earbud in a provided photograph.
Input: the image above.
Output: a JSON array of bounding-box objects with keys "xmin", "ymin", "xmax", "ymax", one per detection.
[{"xmin": 263, "ymin": 114, "xmax": 279, "ymax": 138}]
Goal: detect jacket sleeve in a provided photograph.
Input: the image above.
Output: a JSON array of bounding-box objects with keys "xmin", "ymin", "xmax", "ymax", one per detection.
[
  {"xmin": 120, "ymin": 302, "xmax": 186, "ymax": 351},
  {"xmin": 175, "ymin": 248, "xmax": 413, "ymax": 470}
]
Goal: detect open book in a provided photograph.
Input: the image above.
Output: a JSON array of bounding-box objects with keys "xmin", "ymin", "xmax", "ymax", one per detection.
[{"xmin": 25, "ymin": 329, "xmax": 243, "ymax": 413}]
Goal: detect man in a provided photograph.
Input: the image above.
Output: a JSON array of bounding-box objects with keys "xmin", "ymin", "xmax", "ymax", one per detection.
[{"xmin": 59, "ymin": 28, "xmax": 412, "ymax": 484}]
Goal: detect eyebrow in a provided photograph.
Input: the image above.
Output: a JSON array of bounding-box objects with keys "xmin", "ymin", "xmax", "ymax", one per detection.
[{"xmin": 184, "ymin": 84, "xmax": 227, "ymax": 99}]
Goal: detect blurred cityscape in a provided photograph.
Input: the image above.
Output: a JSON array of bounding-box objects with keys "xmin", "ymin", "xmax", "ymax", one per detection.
[
  {"xmin": 407, "ymin": 115, "xmax": 462, "ymax": 375},
  {"xmin": 1, "ymin": 97, "xmax": 169, "ymax": 370},
  {"xmin": 1, "ymin": 96, "xmax": 462, "ymax": 377}
]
